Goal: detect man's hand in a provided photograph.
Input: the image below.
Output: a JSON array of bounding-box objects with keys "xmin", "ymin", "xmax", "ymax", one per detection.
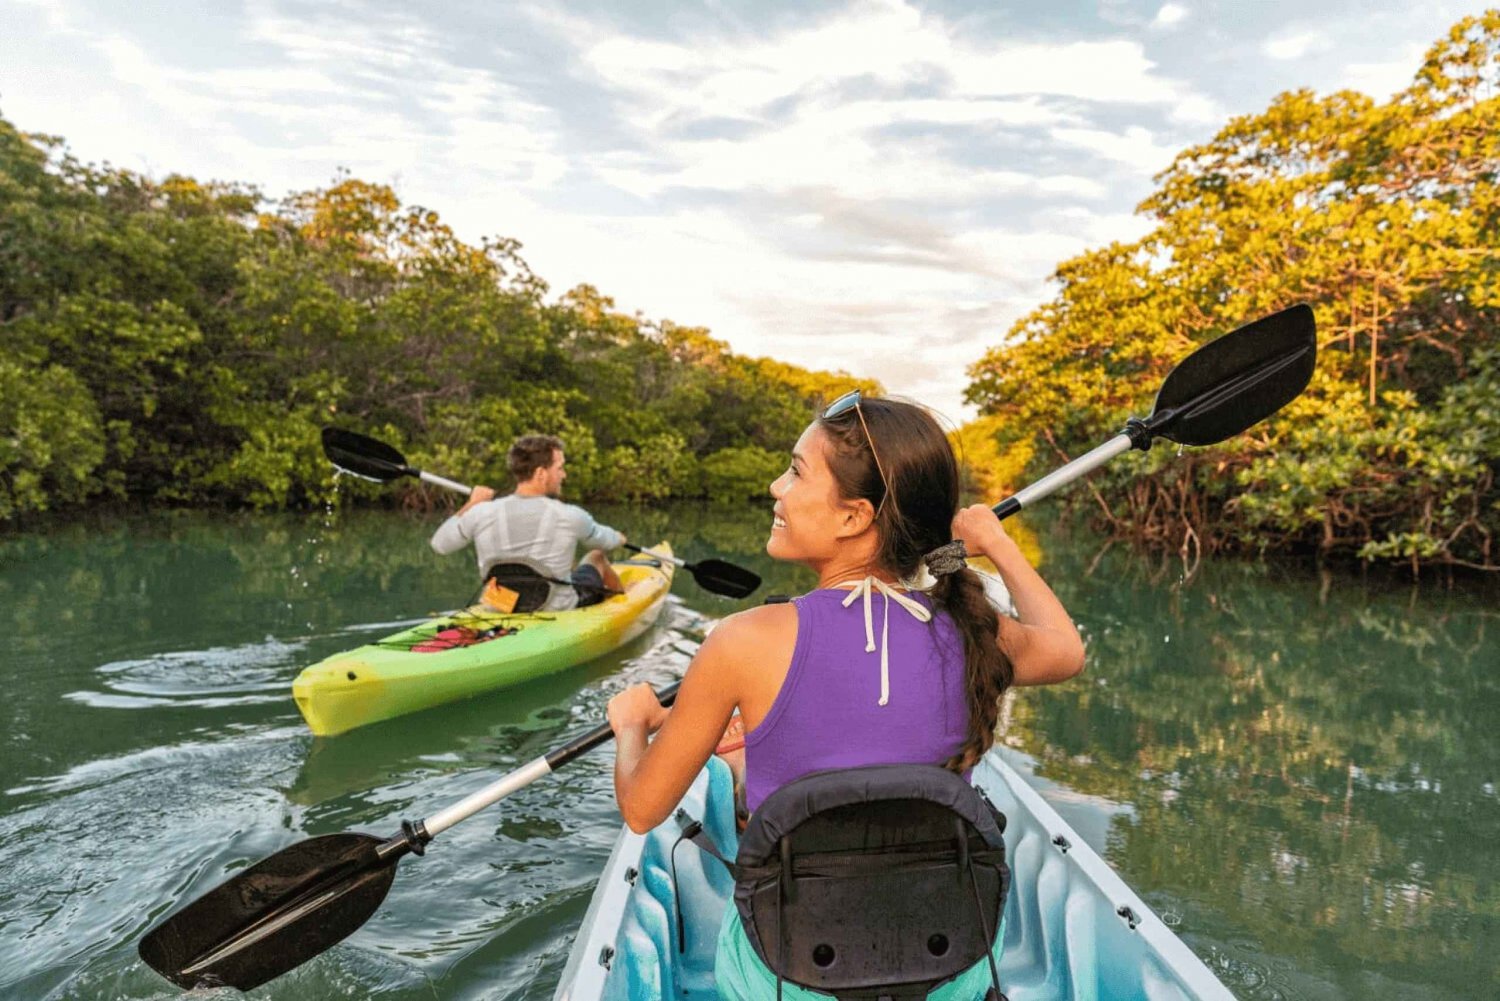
[{"xmin": 457, "ymin": 485, "xmax": 495, "ymax": 515}]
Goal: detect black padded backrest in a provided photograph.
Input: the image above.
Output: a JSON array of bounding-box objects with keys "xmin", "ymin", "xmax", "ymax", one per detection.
[
  {"xmin": 733, "ymin": 765, "xmax": 1009, "ymax": 1001},
  {"xmin": 482, "ymin": 562, "xmax": 552, "ymax": 613}
]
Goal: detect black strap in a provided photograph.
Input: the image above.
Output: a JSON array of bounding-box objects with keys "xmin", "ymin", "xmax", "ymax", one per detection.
[
  {"xmin": 674, "ymin": 809, "xmax": 736, "ymax": 870},
  {"xmin": 671, "ymin": 811, "xmax": 738, "ymax": 955},
  {"xmin": 964, "ymin": 851, "xmax": 1004, "ymax": 1001}
]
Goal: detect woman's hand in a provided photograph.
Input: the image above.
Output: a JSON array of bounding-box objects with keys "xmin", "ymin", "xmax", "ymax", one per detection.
[
  {"xmin": 951, "ymin": 503, "xmax": 1018, "ymax": 560},
  {"xmin": 607, "ymin": 683, "xmax": 671, "ymax": 737}
]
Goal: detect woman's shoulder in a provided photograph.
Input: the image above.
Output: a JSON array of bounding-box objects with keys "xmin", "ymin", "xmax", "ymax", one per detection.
[
  {"xmin": 693, "ymin": 601, "xmax": 796, "ymax": 667},
  {"xmin": 693, "ymin": 601, "xmax": 800, "ymax": 695},
  {"xmin": 709, "ymin": 600, "xmax": 799, "ymax": 642}
]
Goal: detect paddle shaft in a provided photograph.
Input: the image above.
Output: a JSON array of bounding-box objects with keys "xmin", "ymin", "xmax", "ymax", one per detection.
[
  {"xmin": 991, "ymin": 433, "xmax": 1135, "ymax": 521},
  {"xmin": 624, "ymin": 541, "xmax": 686, "ymax": 569},
  {"xmin": 420, "ymin": 469, "xmax": 471, "ymax": 494},
  {"xmin": 421, "ymin": 682, "xmax": 682, "ymax": 837}
]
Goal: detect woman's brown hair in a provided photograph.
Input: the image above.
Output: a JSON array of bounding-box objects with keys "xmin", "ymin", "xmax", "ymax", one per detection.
[{"xmin": 817, "ymin": 397, "xmax": 1014, "ymax": 771}]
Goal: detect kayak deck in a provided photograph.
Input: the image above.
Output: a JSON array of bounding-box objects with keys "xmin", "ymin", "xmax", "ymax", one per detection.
[
  {"xmin": 293, "ymin": 545, "xmax": 675, "ymax": 736},
  {"xmin": 556, "ymin": 752, "xmax": 1235, "ymax": 1001}
]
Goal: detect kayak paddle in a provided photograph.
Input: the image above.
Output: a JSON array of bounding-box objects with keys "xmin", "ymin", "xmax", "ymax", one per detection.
[
  {"xmin": 320, "ymin": 428, "xmax": 762, "ymax": 599},
  {"xmin": 138, "ymin": 682, "xmax": 682, "ymax": 992},
  {"xmin": 991, "ymin": 303, "xmax": 1316, "ymax": 521},
  {"xmin": 321, "ymin": 427, "xmax": 472, "ymax": 494},
  {"xmin": 620, "ymin": 542, "xmax": 761, "ymax": 600}
]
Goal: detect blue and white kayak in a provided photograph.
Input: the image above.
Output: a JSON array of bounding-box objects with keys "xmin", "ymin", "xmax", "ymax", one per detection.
[{"xmin": 554, "ymin": 752, "xmax": 1235, "ymax": 1000}]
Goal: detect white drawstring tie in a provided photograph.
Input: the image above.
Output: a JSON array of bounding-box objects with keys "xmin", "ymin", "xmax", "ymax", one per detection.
[{"xmin": 838, "ymin": 576, "xmax": 932, "ymax": 706}]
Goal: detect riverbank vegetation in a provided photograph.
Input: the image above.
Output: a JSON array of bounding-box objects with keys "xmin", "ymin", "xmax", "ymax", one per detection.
[
  {"xmin": 966, "ymin": 12, "xmax": 1498, "ymax": 572},
  {"xmin": 4, "ymin": 14, "xmax": 1495, "ymax": 571},
  {"xmin": 0, "ymin": 120, "xmax": 872, "ymax": 521}
]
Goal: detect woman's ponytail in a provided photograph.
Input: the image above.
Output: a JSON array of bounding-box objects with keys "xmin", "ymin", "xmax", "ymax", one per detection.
[{"xmin": 934, "ymin": 567, "xmax": 1013, "ymax": 772}]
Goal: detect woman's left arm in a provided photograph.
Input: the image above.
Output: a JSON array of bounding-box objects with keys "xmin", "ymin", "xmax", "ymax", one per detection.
[{"xmin": 608, "ymin": 622, "xmax": 741, "ymax": 833}]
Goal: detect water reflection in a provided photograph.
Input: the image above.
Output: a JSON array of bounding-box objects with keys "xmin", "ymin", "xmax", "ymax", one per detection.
[{"xmin": 1006, "ymin": 520, "xmax": 1500, "ymax": 999}]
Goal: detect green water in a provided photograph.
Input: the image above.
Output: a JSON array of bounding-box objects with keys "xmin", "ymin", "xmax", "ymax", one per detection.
[{"xmin": 0, "ymin": 504, "xmax": 1495, "ymax": 999}]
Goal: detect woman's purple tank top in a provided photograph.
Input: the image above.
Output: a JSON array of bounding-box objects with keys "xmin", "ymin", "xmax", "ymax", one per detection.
[{"xmin": 742, "ymin": 587, "xmax": 970, "ymax": 813}]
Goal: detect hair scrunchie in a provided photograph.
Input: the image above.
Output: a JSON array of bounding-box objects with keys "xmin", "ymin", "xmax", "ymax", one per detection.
[
  {"xmin": 899, "ymin": 539, "xmax": 969, "ymax": 591},
  {"xmin": 924, "ymin": 539, "xmax": 969, "ymax": 576}
]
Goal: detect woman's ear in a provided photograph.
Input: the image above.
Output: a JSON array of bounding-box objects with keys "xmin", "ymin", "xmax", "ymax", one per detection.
[{"xmin": 834, "ymin": 497, "xmax": 877, "ymax": 539}]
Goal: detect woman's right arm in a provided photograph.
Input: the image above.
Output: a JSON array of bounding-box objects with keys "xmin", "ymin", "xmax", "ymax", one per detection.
[{"xmin": 951, "ymin": 504, "xmax": 1085, "ymax": 686}]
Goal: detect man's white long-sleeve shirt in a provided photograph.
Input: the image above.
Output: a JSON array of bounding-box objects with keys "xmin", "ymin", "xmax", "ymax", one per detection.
[{"xmin": 429, "ymin": 494, "xmax": 623, "ymax": 610}]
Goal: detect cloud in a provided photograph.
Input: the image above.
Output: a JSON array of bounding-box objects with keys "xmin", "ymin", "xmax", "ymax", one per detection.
[
  {"xmin": 1152, "ymin": 4, "xmax": 1189, "ymax": 28},
  {"xmin": 562, "ymin": 0, "xmax": 1207, "ymax": 204},
  {"xmin": 1262, "ymin": 31, "xmax": 1331, "ymax": 61},
  {"xmin": 1342, "ymin": 42, "xmax": 1428, "ymax": 99},
  {"xmin": 1049, "ymin": 125, "xmax": 1179, "ymax": 174}
]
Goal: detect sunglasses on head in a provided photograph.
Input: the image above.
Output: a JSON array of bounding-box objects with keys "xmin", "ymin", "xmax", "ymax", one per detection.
[{"xmin": 822, "ymin": 390, "xmax": 892, "ymax": 518}]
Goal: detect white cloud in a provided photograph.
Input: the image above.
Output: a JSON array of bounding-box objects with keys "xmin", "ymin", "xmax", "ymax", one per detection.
[
  {"xmin": 1168, "ymin": 94, "xmax": 1224, "ymax": 125},
  {"xmin": 1152, "ymin": 4, "xmax": 1189, "ymax": 28},
  {"xmin": 1342, "ymin": 43, "xmax": 1428, "ymax": 99},
  {"xmin": 1050, "ymin": 125, "xmax": 1179, "ymax": 174},
  {"xmin": 1263, "ymin": 31, "xmax": 1331, "ymax": 61}
]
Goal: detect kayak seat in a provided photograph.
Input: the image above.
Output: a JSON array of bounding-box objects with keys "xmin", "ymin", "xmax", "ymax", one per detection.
[
  {"xmin": 481, "ymin": 562, "xmax": 554, "ymax": 613},
  {"xmin": 680, "ymin": 763, "xmax": 1010, "ymax": 1001}
]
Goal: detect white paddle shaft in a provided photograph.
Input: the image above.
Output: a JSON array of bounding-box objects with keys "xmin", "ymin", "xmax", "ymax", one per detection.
[
  {"xmin": 1008, "ymin": 433, "xmax": 1134, "ymax": 510},
  {"xmin": 422, "ymin": 756, "xmax": 553, "ymax": 837},
  {"xmin": 419, "ymin": 470, "xmax": 472, "ymax": 494}
]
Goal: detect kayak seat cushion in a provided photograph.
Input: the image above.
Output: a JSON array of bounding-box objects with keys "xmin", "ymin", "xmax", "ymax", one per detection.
[
  {"xmin": 733, "ymin": 764, "xmax": 1011, "ymax": 1001},
  {"xmin": 482, "ymin": 562, "xmax": 554, "ymax": 613}
]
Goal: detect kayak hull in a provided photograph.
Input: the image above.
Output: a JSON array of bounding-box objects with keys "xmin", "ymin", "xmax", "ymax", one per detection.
[
  {"xmin": 556, "ymin": 750, "xmax": 1235, "ymax": 1001},
  {"xmin": 293, "ymin": 544, "xmax": 675, "ymax": 736}
]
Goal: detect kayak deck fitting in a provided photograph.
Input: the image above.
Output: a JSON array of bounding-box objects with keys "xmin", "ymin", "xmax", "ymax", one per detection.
[
  {"xmin": 293, "ymin": 545, "xmax": 675, "ymax": 736},
  {"xmin": 555, "ymin": 753, "xmax": 1235, "ymax": 1001}
]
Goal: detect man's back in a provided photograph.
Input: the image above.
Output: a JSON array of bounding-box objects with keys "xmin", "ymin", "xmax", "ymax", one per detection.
[{"xmin": 430, "ymin": 494, "xmax": 622, "ymax": 610}]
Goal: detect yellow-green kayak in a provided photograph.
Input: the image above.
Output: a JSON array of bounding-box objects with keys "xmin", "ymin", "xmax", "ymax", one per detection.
[{"xmin": 293, "ymin": 544, "xmax": 675, "ymax": 736}]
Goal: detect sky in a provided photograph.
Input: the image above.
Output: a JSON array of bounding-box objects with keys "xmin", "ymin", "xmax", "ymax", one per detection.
[{"xmin": 0, "ymin": 0, "xmax": 1484, "ymax": 420}]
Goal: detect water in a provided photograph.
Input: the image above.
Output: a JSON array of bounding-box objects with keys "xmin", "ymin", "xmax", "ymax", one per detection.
[{"xmin": 0, "ymin": 505, "xmax": 1495, "ymax": 999}]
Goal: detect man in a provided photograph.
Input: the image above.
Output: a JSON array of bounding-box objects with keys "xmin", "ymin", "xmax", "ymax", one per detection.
[{"xmin": 430, "ymin": 434, "xmax": 627, "ymax": 610}]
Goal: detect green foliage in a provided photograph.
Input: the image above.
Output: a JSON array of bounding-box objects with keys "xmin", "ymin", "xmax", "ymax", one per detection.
[
  {"xmin": 0, "ymin": 113, "xmax": 873, "ymax": 522},
  {"xmin": 699, "ymin": 445, "xmax": 785, "ymax": 503},
  {"xmin": 0, "ymin": 360, "xmax": 104, "ymax": 518},
  {"xmin": 964, "ymin": 11, "xmax": 1500, "ymax": 570}
]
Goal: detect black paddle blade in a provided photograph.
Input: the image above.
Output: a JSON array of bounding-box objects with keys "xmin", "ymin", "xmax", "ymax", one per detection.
[
  {"xmin": 688, "ymin": 558, "xmax": 761, "ymax": 599},
  {"xmin": 139, "ymin": 832, "xmax": 397, "ymax": 992},
  {"xmin": 321, "ymin": 427, "xmax": 413, "ymax": 483},
  {"xmin": 1148, "ymin": 304, "xmax": 1316, "ymax": 446}
]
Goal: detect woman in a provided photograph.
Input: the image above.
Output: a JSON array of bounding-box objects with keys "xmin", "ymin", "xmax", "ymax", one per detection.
[{"xmin": 608, "ymin": 394, "xmax": 1085, "ymax": 998}]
